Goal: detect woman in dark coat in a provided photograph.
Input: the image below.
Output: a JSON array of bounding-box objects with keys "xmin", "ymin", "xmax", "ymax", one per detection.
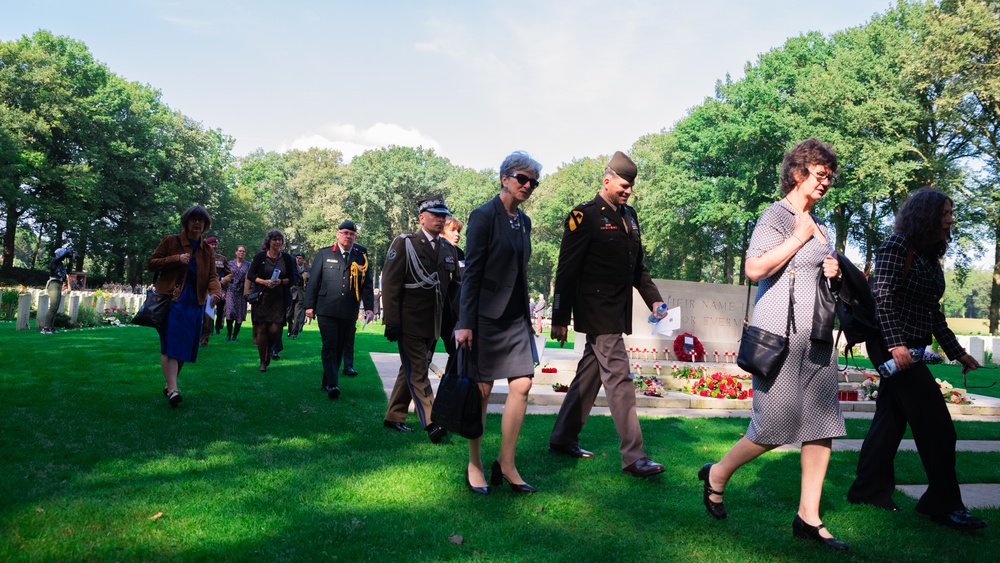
[
  {"xmin": 247, "ymin": 230, "xmax": 295, "ymax": 372},
  {"xmin": 847, "ymin": 187, "xmax": 986, "ymax": 530},
  {"xmin": 456, "ymin": 150, "xmax": 542, "ymax": 495},
  {"xmin": 147, "ymin": 205, "xmax": 224, "ymax": 407}
]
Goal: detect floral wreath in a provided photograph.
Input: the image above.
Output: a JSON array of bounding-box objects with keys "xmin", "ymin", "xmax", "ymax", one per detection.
[{"xmin": 673, "ymin": 332, "xmax": 705, "ymax": 362}]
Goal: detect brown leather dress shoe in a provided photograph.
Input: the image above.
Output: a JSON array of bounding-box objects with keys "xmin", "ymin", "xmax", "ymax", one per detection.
[
  {"xmin": 383, "ymin": 420, "xmax": 414, "ymax": 432},
  {"xmin": 622, "ymin": 457, "xmax": 665, "ymax": 478}
]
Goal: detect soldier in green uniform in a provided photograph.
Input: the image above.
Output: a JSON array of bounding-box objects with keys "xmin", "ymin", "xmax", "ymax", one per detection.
[{"xmin": 549, "ymin": 151, "xmax": 668, "ymax": 478}]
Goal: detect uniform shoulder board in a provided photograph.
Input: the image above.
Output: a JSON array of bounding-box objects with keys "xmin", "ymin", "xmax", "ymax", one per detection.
[{"xmin": 353, "ymin": 243, "xmax": 368, "ymax": 253}]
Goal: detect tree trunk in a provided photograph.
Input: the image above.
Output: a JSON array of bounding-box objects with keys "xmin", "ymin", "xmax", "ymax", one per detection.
[
  {"xmin": 991, "ymin": 222, "xmax": 999, "ymax": 335},
  {"xmin": 2, "ymin": 203, "xmax": 21, "ymax": 269}
]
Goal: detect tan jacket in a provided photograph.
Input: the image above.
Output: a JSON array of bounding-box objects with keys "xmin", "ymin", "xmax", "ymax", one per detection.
[{"xmin": 147, "ymin": 232, "xmax": 222, "ymax": 305}]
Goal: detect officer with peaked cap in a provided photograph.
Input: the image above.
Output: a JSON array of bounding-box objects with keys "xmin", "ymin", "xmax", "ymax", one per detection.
[
  {"xmin": 548, "ymin": 151, "xmax": 668, "ymax": 477},
  {"xmin": 382, "ymin": 193, "xmax": 462, "ymax": 443},
  {"xmin": 304, "ymin": 219, "xmax": 374, "ymax": 399}
]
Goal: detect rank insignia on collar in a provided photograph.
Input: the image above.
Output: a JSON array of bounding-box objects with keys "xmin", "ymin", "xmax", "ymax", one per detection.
[{"xmin": 567, "ymin": 210, "xmax": 584, "ymax": 232}]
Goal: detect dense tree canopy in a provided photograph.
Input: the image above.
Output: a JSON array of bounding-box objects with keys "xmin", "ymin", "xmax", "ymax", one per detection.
[{"xmin": 5, "ymin": 2, "xmax": 1000, "ymax": 332}]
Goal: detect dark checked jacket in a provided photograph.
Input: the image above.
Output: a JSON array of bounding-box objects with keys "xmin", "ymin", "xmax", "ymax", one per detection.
[
  {"xmin": 551, "ymin": 194, "xmax": 661, "ymax": 336},
  {"xmin": 871, "ymin": 232, "xmax": 964, "ymax": 360}
]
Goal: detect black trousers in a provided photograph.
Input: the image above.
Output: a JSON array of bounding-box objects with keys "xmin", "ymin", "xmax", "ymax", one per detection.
[
  {"xmin": 316, "ymin": 315, "xmax": 355, "ymax": 389},
  {"xmin": 847, "ymin": 337, "xmax": 964, "ymax": 515},
  {"xmin": 342, "ymin": 320, "xmax": 356, "ymax": 369}
]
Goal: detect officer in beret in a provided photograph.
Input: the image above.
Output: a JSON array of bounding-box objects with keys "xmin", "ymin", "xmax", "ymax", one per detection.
[
  {"xmin": 382, "ymin": 194, "xmax": 462, "ymax": 443},
  {"xmin": 304, "ymin": 220, "xmax": 374, "ymax": 399},
  {"xmin": 548, "ymin": 151, "xmax": 668, "ymax": 478}
]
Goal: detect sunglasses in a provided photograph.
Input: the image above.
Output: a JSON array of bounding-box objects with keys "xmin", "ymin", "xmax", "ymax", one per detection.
[{"xmin": 507, "ymin": 173, "xmax": 539, "ymax": 189}]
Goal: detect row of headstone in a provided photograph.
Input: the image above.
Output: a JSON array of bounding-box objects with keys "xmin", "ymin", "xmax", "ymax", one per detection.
[
  {"xmin": 954, "ymin": 335, "xmax": 1000, "ymax": 366},
  {"xmin": 14, "ymin": 289, "xmax": 145, "ymax": 331}
]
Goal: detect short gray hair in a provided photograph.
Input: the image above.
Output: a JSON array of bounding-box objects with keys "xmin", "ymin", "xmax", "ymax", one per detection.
[{"xmin": 499, "ymin": 150, "xmax": 542, "ymax": 179}]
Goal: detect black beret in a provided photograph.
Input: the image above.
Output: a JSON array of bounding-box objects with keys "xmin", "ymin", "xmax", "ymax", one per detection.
[{"xmin": 338, "ymin": 220, "xmax": 357, "ymax": 232}]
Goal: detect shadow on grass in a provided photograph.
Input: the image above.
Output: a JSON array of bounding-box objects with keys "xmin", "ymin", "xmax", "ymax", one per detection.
[{"xmin": 1, "ymin": 324, "xmax": 997, "ymax": 561}]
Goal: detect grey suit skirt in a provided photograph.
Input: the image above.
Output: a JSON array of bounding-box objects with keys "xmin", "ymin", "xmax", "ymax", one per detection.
[{"xmin": 469, "ymin": 315, "xmax": 535, "ymax": 381}]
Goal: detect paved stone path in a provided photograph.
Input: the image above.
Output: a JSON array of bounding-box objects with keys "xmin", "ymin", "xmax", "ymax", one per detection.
[{"xmin": 372, "ymin": 352, "xmax": 1000, "ymax": 509}]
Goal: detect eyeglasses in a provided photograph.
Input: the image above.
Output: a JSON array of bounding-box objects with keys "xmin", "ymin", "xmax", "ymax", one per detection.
[
  {"xmin": 338, "ymin": 230, "xmax": 357, "ymax": 237},
  {"xmin": 507, "ymin": 173, "xmax": 539, "ymax": 189},
  {"xmin": 810, "ymin": 170, "xmax": 837, "ymax": 185}
]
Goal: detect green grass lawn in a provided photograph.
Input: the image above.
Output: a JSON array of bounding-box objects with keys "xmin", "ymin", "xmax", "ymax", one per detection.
[{"xmin": 1, "ymin": 321, "xmax": 997, "ymax": 561}]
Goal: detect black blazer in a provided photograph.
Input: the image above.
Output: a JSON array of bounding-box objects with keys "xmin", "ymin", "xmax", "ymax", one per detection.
[
  {"xmin": 458, "ymin": 195, "xmax": 532, "ymax": 328},
  {"xmin": 551, "ymin": 194, "xmax": 660, "ymax": 335},
  {"xmin": 303, "ymin": 244, "xmax": 374, "ymax": 319},
  {"xmin": 871, "ymin": 232, "xmax": 963, "ymax": 360}
]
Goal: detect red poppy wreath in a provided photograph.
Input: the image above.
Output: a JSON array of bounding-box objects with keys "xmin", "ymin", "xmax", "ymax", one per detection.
[{"xmin": 673, "ymin": 332, "xmax": 705, "ymax": 362}]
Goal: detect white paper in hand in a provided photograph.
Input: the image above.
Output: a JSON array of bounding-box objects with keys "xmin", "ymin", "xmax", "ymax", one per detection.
[
  {"xmin": 205, "ymin": 297, "xmax": 215, "ymax": 320},
  {"xmin": 651, "ymin": 306, "xmax": 681, "ymax": 337}
]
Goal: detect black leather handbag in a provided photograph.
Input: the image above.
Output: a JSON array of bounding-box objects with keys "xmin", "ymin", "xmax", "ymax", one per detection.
[
  {"xmin": 131, "ymin": 268, "xmax": 173, "ymax": 329},
  {"xmin": 737, "ymin": 265, "xmax": 795, "ymax": 381},
  {"xmin": 246, "ymin": 287, "xmax": 262, "ymax": 305},
  {"xmin": 431, "ymin": 349, "xmax": 483, "ymax": 439},
  {"xmin": 132, "ymin": 292, "xmax": 171, "ymax": 328}
]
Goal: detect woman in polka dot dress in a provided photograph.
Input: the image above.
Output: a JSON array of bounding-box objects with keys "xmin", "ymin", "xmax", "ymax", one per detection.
[{"xmin": 698, "ymin": 139, "xmax": 848, "ymax": 551}]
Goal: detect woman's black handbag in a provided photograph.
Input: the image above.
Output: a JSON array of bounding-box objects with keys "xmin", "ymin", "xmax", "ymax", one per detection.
[
  {"xmin": 247, "ymin": 290, "xmax": 261, "ymax": 305},
  {"xmin": 132, "ymin": 292, "xmax": 171, "ymax": 328},
  {"xmin": 431, "ymin": 349, "xmax": 483, "ymax": 439},
  {"xmin": 737, "ymin": 266, "xmax": 795, "ymax": 381}
]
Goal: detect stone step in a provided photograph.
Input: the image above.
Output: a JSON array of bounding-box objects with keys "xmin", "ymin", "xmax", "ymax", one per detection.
[{"xmin": 373, "ymin": 352, "xmax": 1000, "ymax": 418}]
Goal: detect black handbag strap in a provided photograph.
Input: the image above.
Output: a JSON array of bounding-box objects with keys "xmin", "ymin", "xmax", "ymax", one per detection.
[{"xmin": 742, "ymin": 259, "xmax": 795, "ymax": 338}]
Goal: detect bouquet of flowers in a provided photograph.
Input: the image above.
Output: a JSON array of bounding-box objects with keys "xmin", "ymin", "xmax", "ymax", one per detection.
[
  {"xmin": 857, "ymin": 372, "xmax": 879, "ymax": 401},
  {"xmin": 686, "ymin": 372, "xmax": 750, "ymax": 400},
  {"xmin": 102, "ymin": 307, "xmax": 132, "ymax": 326},
  {"xmin": 551, "ymin": 383, "xmax": 569, "ymax": 392},
  {"xmin": 936, "ymin": 378, "xmax": 971, "ymax": 405},
  {"xmin": 634, "ymin": 374, "xmax": 668, "ymax": 397},
  {"xmin": 671, "ymin": 365, "xmax": 707, "ymax": 379}
]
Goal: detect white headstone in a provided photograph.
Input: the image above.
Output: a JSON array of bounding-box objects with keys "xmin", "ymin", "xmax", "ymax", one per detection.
[
  {"xmin": 69, "ymin": 295, "xmax": 80, "ymax": 323},
  {"xmin": 16, "ymin": 294, "xmax": 31, "ymax": 330},
  {"xmin": 36, "ymin": 294, "xmax": 49, "ymax": 330},
  {"xmin": 969, "ymin": 337, "xmax": 985, "ymax": 365}
]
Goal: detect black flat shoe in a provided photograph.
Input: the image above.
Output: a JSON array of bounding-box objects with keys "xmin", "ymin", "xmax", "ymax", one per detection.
[
  {"xmin": 466, "ymin": 468, "xmax": 489, "ymax": 495},
  {"xmin": 167, "ymin": 390, "xmax": 183, "ymax": 408},
  {"xmin": 698, "ymin": 463, "xmax": 727, "ymax": 520},
  {"xmin": 383, "ymin": 420, "xmax": 414, "ymax": 432},
  {"xmin": 549, "ymin": 442, "xmax": 594, "ymax": 458},
  {"xmin": 930, "ymin": 509, "xmax": 988, "ymax": 531},
  {"xmin": 490, "ymin": 460, "xmax": 537, "ymax": 493},
  {"xmin": 426, "ymin": 424, "xmax": 447, "ymax": 444},
  {"xmin": 343, "ymin": 367, "xmax": 359, "ymax": 377},
  {"xmin": 792, "ymin": 515, "xmax": 849, "ymax": 551},
  {"xmin": 327, "ymin": 386, "xmax": 340, "ymax": 399}
]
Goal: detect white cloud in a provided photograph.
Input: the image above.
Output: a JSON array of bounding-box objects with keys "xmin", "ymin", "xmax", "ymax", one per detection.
[{"xmin": 281, "ymin": 122, "xmax": 442, "ymax": 162}]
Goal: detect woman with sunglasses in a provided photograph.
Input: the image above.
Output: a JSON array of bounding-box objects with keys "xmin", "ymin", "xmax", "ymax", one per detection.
[
  {"xmin": 456, "ymin": 150, "xmax": 542, "ymax": 495},
  {"xmin": 698, "ymin": 139, "xmax": 848, "ymax": 550}
]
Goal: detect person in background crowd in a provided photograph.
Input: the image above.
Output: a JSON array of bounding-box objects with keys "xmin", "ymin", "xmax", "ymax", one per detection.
[
  {"xmin": 549, "ymin": 151, "xmax": 668, "ymax": 478},
  {"xmin": 304, "ymin": 220, "xmax": 374, "ymax": 398},
  {"xmin": 287, "ymin": 252, "xmax": 308, "ymax": 340},
  {"xmin": 848, "ymin": 187, "xmax": 986, "ymax": 531},
  {"xmin": 383, "ymin": 194, "xmax": 461, "ymax": 443},
  {"xmin": 533, "ymin": 293, "xmax": 546, "ymax": 334},
  {"xmin": 147, "ymin": 205, "xmax": 224, "ymax": 407},
  {"xmin": 200, "ymin": 236, "xmax": 230, "ymax": 347},
  {"xmin": 247, "ymin": 230, "xmax": 297, "ymax": 372},
  {"xmin": 42, "ymin": 247, "xmax": 75, "ymax": 334},
  {"xmin": 440, "ymin": 215, "xmax": 465, "ymax": 365},
  {"xmin": 456, "ymin": 151, "xmax": 541, "ymax": 495},
  {"xmin": 225, "ymin": 245, "xmax": 249, "ymax": 341},
  {"xmin": 699, "ymin": 139, "xmax": 847, "ymax": 550}
]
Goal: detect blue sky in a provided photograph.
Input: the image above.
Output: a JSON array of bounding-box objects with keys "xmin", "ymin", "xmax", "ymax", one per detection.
[{"xmin": 3, "ymin": 0, "xmax": 897, "ymax": 172}]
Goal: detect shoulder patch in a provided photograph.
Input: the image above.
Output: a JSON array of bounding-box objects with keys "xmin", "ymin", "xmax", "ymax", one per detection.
[
  {"xmin": 566, "ymin": 210, "xmax": 585, "ymax": 232},
  {"xmin": 387, "ymin": 248, "xmax": 397, "ymax": 260}
]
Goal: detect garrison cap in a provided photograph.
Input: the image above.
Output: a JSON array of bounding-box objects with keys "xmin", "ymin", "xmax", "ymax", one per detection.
[{"xmin": 608, "ymin": 151, "xmax": 637, "ymax": 184}]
